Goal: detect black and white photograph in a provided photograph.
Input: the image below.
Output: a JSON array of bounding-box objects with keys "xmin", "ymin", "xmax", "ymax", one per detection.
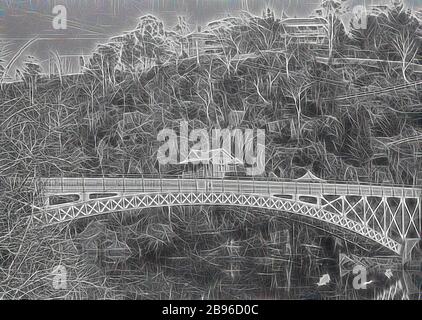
[{"xmin": 0, "ymin": 0, "xmax": 421, "ymax": 303}]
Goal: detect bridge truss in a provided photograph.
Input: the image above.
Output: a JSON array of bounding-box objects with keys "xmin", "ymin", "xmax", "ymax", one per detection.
[{"xmin": 31, "ymin": 192, "xmax": 414, "ymax": 254}]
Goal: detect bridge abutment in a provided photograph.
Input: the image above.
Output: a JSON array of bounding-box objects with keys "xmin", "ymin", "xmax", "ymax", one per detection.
[{"xmin": 401, "ymin": 239, "xmax": 421, "ymax": 265}]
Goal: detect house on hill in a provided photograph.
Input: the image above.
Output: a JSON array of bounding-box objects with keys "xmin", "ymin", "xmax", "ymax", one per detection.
[
  {"xmin": 180, "ymin": 148, "xmax": 245, "ymax": 178},
  {"xmin": 46, "ymin": 54, "xmax": 89, "ymax": 75},
  {"xmin": 281, "ymin": 17, "xmax": 327, "ymax": 44}
]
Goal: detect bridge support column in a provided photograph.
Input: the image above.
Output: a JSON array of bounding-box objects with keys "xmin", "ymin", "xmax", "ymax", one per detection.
[
  {"xmin": 401, "ymin": 239, "xmax": 421, "ymax": 265},
  {"xmin": 42, "ymin": 194, "xmax": 51, "ymax": 207},
  {"xmin": 402, "ymin": 270, "xmax": 421, "ymax": 297},
  {"xmin": 79, "ymin": 193, "xmax": 90, "ymax": 203}
]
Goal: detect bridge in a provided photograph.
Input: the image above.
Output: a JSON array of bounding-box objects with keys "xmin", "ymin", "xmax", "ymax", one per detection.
[{"xmin": 32, "ymin": 176, "xmax": 421, "ymax": 260}]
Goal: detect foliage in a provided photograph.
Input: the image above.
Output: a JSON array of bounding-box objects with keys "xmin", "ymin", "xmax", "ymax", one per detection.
[{"xmin": 0, "ymin": 1, "xmax": 421, "ymax": 299}]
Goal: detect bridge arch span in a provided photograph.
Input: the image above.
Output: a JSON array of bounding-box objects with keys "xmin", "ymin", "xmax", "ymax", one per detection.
[{"xmin": 33, "ymin": 192, "xmax": 402, "ymax": 254}]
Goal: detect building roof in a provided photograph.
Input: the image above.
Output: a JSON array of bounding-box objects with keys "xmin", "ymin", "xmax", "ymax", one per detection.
[
  {"xmin": 281, "ymin": 17, "xmax": 327, "ymax": 27},
  {"xmin": 180, "ymin": 148, "xmax": 244, "ymax": 165},
  {"xmin": 296, "ymin": 171, "xmax": 326, "ymax": 182}
]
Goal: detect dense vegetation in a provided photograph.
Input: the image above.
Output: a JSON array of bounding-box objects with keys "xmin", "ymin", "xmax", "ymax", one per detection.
[{"xmin": 0, "ymin": 0, "xmax": 420, "ymax": 299}]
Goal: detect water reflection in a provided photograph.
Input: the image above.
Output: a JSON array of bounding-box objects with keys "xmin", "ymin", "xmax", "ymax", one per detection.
[
  {"xmin": 271, "ymin": 255, "xmax": 421, "ymax": 300},
  {"xmin": 77, "ymin": 217, "xmax": 421, "ymax": 300},
  {"xmin": 326, "ymin": 268, "xmax": 421, "ymax": 300},
  {"xmin": 372, "ymin": 271, "xmax": 421, "ymax": 300},
  {"xmin": 374, "ymin": 278, "xmax": 408, "ymax": 300}
]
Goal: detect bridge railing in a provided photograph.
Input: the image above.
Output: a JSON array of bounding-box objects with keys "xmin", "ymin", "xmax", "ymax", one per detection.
[
  {"xmin": 37, "ymin": 173, "xmax": 422, "ymax": 189},
  {"xmin": 37, "ymin": 174, "xmax": 422, "ymax": 200}
]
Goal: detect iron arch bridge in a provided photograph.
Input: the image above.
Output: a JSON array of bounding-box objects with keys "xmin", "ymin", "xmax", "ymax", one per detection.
[{"xmin": 32, "ymin": 177, "xmax": 422, "ymax": 257}]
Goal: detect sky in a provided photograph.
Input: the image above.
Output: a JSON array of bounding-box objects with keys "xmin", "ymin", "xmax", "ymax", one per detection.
[{"xmin": 0, "ymin": 0, "xmax": 421, "ymax": 74}]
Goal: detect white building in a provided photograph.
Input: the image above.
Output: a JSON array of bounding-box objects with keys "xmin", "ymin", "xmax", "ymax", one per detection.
[
  {"xmin": 281, "ymin": 17, "xmax": 328, "ymax": 44},
  {"xmin": 180, "ymin": 148, "xmax": 245, "ymax": 178},
  {"xmin": 46, "ymin": 54, "xmax": 90, "ymax": 75}
]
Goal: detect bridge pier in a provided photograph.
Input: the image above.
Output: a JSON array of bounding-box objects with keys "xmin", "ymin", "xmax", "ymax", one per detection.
[
  {"xmin": 80, "ymin": 193, "xmax": 90, "ymax": 203},
  {"xmin": 401, "ymin": 239, "xmax": 421, "ymax": 265},
  {"xmin": 402, "ymin": 270, "xmax": 421, "ymax": 297}
]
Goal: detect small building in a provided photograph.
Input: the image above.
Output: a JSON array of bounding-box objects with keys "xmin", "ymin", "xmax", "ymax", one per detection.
[
  {"xmin": 183, "ymin": 31, "xmax": 223, "ymax": 57},
  {"xmin": 296, "ymin": 170, "xmax": 326, "ymax": 182},
  {"xmin": 281, "ymin": 17, "xmax": 327, "ymax": 44},
  {"xmin": 46, "ymin": 54, "xmax": 89, "ymax": 75},
  {"xmin": 180, "ymin": 148, "xmax": 245, "ymax": 178}
]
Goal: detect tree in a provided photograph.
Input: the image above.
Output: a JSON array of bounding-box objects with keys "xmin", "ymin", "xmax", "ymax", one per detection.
[
  {"xmin": 17, "ymin": 56, "xmax": 43, "ymax": 103},
  {"xmin": 173, "ymin": 16, "xmax": 190, "ymax": 57},
  {"xmin": 349, "ymin": 14, "xmax": 381, "ymax": 54},
  {"xmin": 379, "ymin": 2, "xmax": 420, "ymax": 82},
  {"xmin": 174, "ymin": 16, "xmax": 190, "ymax": 36},
  {"xmin": 0, "ymin": 59, "xmax": 5, "ymax": 80},
  {"xmin": 134, "ymin": 15, "xmax": 168, "ymax": 66},
  {"xmin": 0, "ymin": 40, "xmax": 12, "ymax": 84},
  {"xmin": 19, "ymin": 55, "xmax": 43, "ymax": 79},
  {"xmin": 281, "ymin": 73, "xmax": 313, "ymax": 140},
  {"xmin": 317, "ymin": 0, "xmax": 348, "ymax": 60},
  {"xmin": 263, "ymin": 7, "xmax": 275, "ymax": 21}
]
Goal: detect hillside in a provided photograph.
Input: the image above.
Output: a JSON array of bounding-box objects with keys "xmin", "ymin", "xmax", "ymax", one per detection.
[{"xmin": 0, "ymin": 2, "xmax": 421, "ymax": 299}]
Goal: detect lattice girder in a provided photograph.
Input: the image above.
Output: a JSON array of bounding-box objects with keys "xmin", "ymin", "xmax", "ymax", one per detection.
[
  {"xmin": 321, "ymin": 195, "xmax": 420, "ymax": 244},
  {"xmin": 32, "ymin": 192, "xmax": 404, "ymax": 254}
]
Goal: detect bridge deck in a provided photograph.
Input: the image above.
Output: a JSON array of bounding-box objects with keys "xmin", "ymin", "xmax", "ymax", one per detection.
[
  {"xmin": 40, "ymin": 177, "xmax": 422, "ymax": 199},
  {"xmin": 33, "ymin": 177, "xmax": 421, "ymax": 255}
]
